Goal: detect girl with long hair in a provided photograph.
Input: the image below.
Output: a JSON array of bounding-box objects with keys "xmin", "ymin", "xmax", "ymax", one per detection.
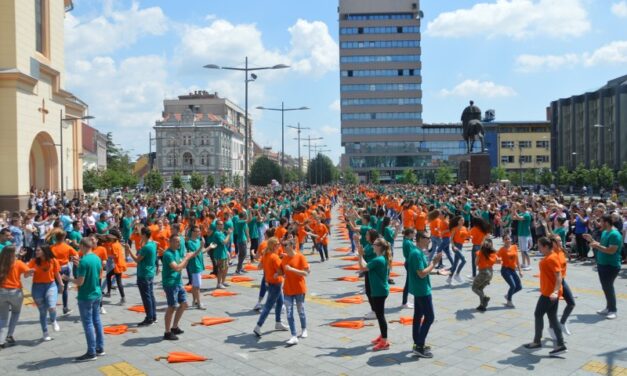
[
  {"xmin": 472, "ymin": 239, "xmax": 497, "ymax": 311},
  {"xmin": 0, "ymin": 246, "xmax": 33, "ymax": 348},
  {"xmin": 497, "ymin": 234, "xmax": 523, "ymax": 308},
  {"xmin": 447, "ymin": 216, "xmax": 470, "ymax": 285},
  {"xmin": 28, "ymin": 245, "xmax": 64, "ymax": 341}
]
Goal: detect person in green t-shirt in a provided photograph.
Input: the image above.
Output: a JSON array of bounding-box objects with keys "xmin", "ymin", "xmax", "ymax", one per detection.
[
  {"xmin": 357, "ymin": 236, "xmax": 391, "ymax": 351},
  {"xmin": 233, "ymin": 212, "xmax": 250, "ymax": 274},
  {"xmin": 121, "ymin": 209, "xmax": 134, "ymax": 244},
  {"xmin": 212, "ymin": 221, "xmax": 233, "ymax": 289},
  {"xmin": 161, "ymin": 235, "xmax": 202, "ymax": 341},
  {"xmin": 408, "ymin": 230, "xmax": 441, "ymax": 359},
  {"xmin": 585, "ymin": 214, "xmax": 622, "ymax": 319},
  {"xmin": 512, "ymin": 203, "xmax": 532, "ymax": 270},
  {"xmin": 71, "ymin": 238, "xmax": 104, "ymax": 361},
  {"xmin": 67, "ymin": 221, "xmax": 83, "ymax": 250},
  {"xmin": 125, "ymin": 226, "xmax": 157, "ymax": 326},
  {"xmin": 186, "ymin": 225, "xmax": 214, "ymax": 310},
  {"xmin": 95, "ymin": 213, "xmax": 109, "ymax": 235}
]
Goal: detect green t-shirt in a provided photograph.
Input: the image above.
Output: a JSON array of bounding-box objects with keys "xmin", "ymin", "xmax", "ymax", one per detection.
[
  {"xmin": 68, "ymin": 230, "xmax": 82, "ymax": 246},
  {"xmin": 77, "ymin": 253, "xmax": 102, "ymax": 301},
  {"xmin": 363, "ymin": 243, "xmax": 376, "ymax": 263},
  {"xmin": 96, "ymin": 220, "xmax": 109, "ymax": 235},
  {"xmin": 408, "ymin": 247, "xmax": 431, "ymax": 297},
  {"xmin": 517, "ymin": 212, "xmax": 532, "ymax": 237},
  {"xmin": 359, "ymin": 225, "xmax": 371, "ymax": 248},
  {"xmin": 213, "ymin": 231, "xmax": 228, "ymax": 260},
  {"xmin": 367, "ymin": 255, "xmax": 389, "ymax": 297},
  {"xmin": 121, "ymin": 217, "xmax": 134, "ymax": 239},
  {"xmin": 177, "ymin": 235, "xmax": 187, "ymax": 259},
  {"xmin": 161, "ymin": 249, "xmax": 182, "ymax": 287},
  {"xmin": 248, "ymin": 217, "xmax": 260, "ymax": 240},
  {"xmin": 137, "ymin": 241, "xmax": 157, "ymax": 279},
  {"xmin": 463, "ymin": 202, "xmax": 472, "ymax": 223},
  {"xmin": 554, "ymin": 227, "xmax": 567, "ymax": 248},
  {"xmin": 186, "ymin": 238, "xmax": 204, "ymax": 274},
  {"xmin": 0, "ymin": 240, "xmax": 11, "ymax": 253},
  {"xmin": 598, "ymin": 228, "xmax": 622, "ymax": 268},
  {"xmin": 402, "ymin": 238, "xmax": 415, "ymax": 260},
  {"xmin": 233, "ymin": 217, "xmax": 248, "ymax": 243},
  {"xmin": 383, "ymin": 226, "xmax": 395, "ymax": 245}
]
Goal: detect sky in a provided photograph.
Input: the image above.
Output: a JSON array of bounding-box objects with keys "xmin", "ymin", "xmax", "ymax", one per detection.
[{"xmin": 65, "ymin": 0, "xmax": 627, "ymax": 165}]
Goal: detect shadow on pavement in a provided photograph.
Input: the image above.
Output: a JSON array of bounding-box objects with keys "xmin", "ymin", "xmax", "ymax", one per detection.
[
  {"xmin": 225, "ymin": 333, "xmax": 287, "ymax": 352},
  {"xmin": 121, "ymin": 336, "xmax": 163, "ymax": 347},
  {"xmin": 225, "ymin": 310, "xmax": 258, "ymax": 318},
  {"xmin": 496, "ymin": 343, "xmax": 552, "ymax": 370},
  {"xmin": 366, "ymin": 350, "xmax": 416, "ymax": 367},
  {"xmin": 17, "ymin": 356, "xmax": 75, "ymax": 371},
  {"xmin": 455, "ymin": 308, "xmax": 476, "ymax": 321},
  {"xmin": 569, "ymin": 313, "xmax": 606, "ymax": 324},
  {"xmin": 315, "ymin": 344, "xmax": 371, "ymax": 358}
]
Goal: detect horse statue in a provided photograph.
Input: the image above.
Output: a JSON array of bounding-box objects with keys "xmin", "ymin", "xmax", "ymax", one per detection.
[{"xmin": 461, "ymin": 101, "xmax": 485, "ymax": 154}]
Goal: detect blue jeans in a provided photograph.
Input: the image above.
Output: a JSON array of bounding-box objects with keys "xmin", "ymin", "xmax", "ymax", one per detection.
[
  {"xmin": 137, "ymin": 277, "xmax": 156, "ymax": 321},
  {"xmin": 59, "ymin": 264, "xmax": 72, "ymax": 309},
  {"xmin": 429, "ymin": 237, "xmax": 441, "ymax": 258},
  {"xmin": 501, "ymin": 267, "xmax": 522, "ymax": 301},
  {"xmin": 77, "ymin": 299, "xmax": 104, "ymax": 355},
  {"xmin": 450, "ymin": 243, "xmax": 466, "ymax": 275},
  {"xmin": 284, "ymin": 294, "xmax": 306, "ymax": 336},
  {"xmin": 257, "ymin": 283, "xmax": 283, "ymax": 327},
  {"xmin": 413, "ymin": 294, "xmax": 434, "ymax": 347},
  {"xmin": 259, "ymin": 274, "xmax": 267, "ymax": 300},
  {"xmin": 316, "ymin": 243, "xmax": 329, "ymax": 261},
  {"xmin": 434, "ymin": 237, "xmax": 454, "ymax": 268},
  {"xmin": 471, "ymin": 245, "xmax": 480, "ymax": 277},
  {"xmin": 31, "ymin": 282, "xmax": 58, "ymax": 334},
  {"xmin": 598, "ymin": 264, "xmax": 620, "ymax": 312},
  {"xmin": 348, "ymin": 229, "xmax": 355, "ymax": 253}
]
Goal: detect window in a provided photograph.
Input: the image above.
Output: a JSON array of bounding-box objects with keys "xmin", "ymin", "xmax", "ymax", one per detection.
[
  {"xmin": 340, "ymin": 55, "xmax": 420, "ymax": 63},
  {"xmin": 501, "ymin": 156, "xmax": 514, "ymax": 164},
  {"xmin": 341, "ymin": 83, "xmax": 421, "ymax": 92},
  {"xmin": 200, "ymin": 152, "xmax": 209, "ymax": 166},
  {"xmin": 340, "ymin": 40, "xmax": 420, "ymax": 49},
  {"xmin": 340, "ymin": 26, "xmax": 419, "ymax": 35},
  {"xmin": 536, "ymin": 155, "xmax": 550, "ymax": 163},
  {"xmin": 518, "ymin": 141, "xmax": 532, "ymax": 148},
  {"xmin": 519, "ymin": 155, "xmax": 532, "ymax": 163},
  {"xmin": 536, "ymin": 140, "xmax": 549, "ymax": 148},
  {"xmin": 341, "ymin": 69, "xmax": 419, "ymax": 77},
  {"xmin": 501, "ymin": 141, "xmax": 514, "ymax": 149},
  {"xmin": 35, "ymin": 0, "xmax": 48, "ymax": 55},
  {"xmin": 346, "ymin": 13, "xmax": 413, "ymax": 21},
  {"xmin": 183, "ymin": 152, "xmax": 193, "ymax": 167},
  {"xmin": 342, "ymin": 112, "xmax": 422, "ymax": 121},
  {"xmin": 341, "ymin": 98, "xmax": 421, "ymax": 106}
]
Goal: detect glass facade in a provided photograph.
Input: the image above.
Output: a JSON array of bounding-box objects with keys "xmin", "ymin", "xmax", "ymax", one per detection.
[
  {"xmin": 345, "ymin": 13, "xmax": 413, "ymax": 20},
  {"xmin": 342, "ymin": 126, "xmax": 462, "ymax": 135},
  {"xmin": 342, "ymin": 98, "xmax": 421, "ymax": 106},
  {"xmin": 342, "ymin": 112, "xmax": 421, "ymax": 120},
  {"xmin": 348, "ymin": 141, "xmax": 466, "ymax": 169},
  {"xmin": 340, "ymin": 26, "xmax": 420, "ymax": 35},
  {"xmin": 341, "ymin": 69, "xmax": 419, "ymax": 77},
  {"xmin": 340, "ymin": 54, "xmax": 420, "ymax": 63},
  {"xmin": 340, "ymin": 40, "xmax": 420, "ymax": 49},
  {"xmin": 341, "ymin": 83, "xmax": 421, "ymax": 92}
]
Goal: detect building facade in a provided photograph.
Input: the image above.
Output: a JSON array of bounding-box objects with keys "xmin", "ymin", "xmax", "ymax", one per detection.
[
  {"xmin": 82, "ymin": 123, "xmax": 107, "ymax": 171},
  {"xmin": 0, "ymin": 0, "xmax": 88, "ymax": 210},
  {"xmin": 338, "ymin": 0, "xmax": 423, "ymax": 181},
  {"xmin": 550, "ymin": 75, "xmax": 627, "ymax": 171},
  {"xmin": 154, "ymin": 92, "xmax": 246, "ymax": 185},
  {"xmin": 496, "ymin": 121, "xmax": 551, "ymax": 173}
]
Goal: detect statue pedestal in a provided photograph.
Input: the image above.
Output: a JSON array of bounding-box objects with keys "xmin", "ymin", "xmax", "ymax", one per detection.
[{"xmin": 450, "ymin": 153, "xmax": 490, "ymax": 186}]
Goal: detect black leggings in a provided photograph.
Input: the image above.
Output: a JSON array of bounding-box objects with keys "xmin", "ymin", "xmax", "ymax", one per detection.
[
  {"xmin": 106, "ymin": 270, "xmax": 125, "ymax": 298},
  {"xmin": 364, "ymin": 272, "xmax": 374, "ymax": 310},
  {"xmin": 372, "ymin": 295, "xmax": 388, "ymax": 338},
  {"xmin": 250, "ymin": 238, "xmax": 259, "ymax": 263},
  {"xmin": 534, "ymin": 295, "xmax": 563, "ymax": 346}
]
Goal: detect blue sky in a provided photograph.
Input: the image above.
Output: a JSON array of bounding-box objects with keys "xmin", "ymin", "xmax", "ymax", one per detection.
[{"xmin": 65, "ymin": 0, "xmax": 627, "ymax": 165}]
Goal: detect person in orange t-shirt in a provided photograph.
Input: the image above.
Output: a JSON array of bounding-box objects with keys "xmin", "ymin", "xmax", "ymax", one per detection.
[
  {"xmin": 252, "ymin": 228, "xmax": 274, "ymax": 311},
  {"xmin": 279, "ymin": 235, "xmax": 310, "ymax": 345},
  {"xmin": 469, "ymin": 218, "xmax": 490, "ymax": 278},
  {"xmin": 50, "ymin": 231, "xmax": 79, "ymax": 315},
  {"xmin": 312, "ymin": 221, "xmax": 329, "ymax": 262},
  {"xmin": 497, "ymin": 234, "xmax": 522, "ymax": 307},
  {"xmin": 402, "ymin": 206, "xmax": 416, "ymax": 230},
  {"xmin": 0, "ymin": 246, "xmax": 33, "ymax": 346},
  {"xmin": 524, "ymin": 237, "xmax": 566, "ymax": 354},
  {"xmin": 28, "ymin": 245, "xmax": 63, "ymax": 340},
  {"xmin": 448, "ymin": 216, "xmax": 471, "ymax": 285},
  {"xmin": 549, "ymin": 235, "xmax": 575, "ymax": 336},
  {"xmin": 254, "ymin": 237, "xmax": 288, "ymax": 337},
  {"xmin": 104, "ymin": 230, "xmax": 127, "ymax": 304},
  {"xmin": 472, "ymin": 239, "xmax": 497, "ymax": 312}
]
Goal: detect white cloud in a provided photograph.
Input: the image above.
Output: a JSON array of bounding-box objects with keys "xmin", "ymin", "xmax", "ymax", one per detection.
[
  {"xmin": 321, "ymin": 125, "xmax": 340, "ymax": 135},
  {"xmin": 439, "ymin": 79, "xmax": 517, "ymax": 98},
  {"xmin": 515, "ymin": 53, "xmax": 580, "ymax": 72},
  {"xmin": 584, "ymin": 41, "xmax": 627, "ymax": 66},
  {"xmin": 612, "ymin": 1, "xmax": 627, "ymax": 17},
  {"xmin": 329, "ymin": 99, "xmax": 341, "ymax": 112},
  {"xmin": 427, "ymin": 0, "xmax": 590, "ymax": 39},
  {"xmin": 288, "ymin": 19, "xmax": 339, "ymax": 75}
]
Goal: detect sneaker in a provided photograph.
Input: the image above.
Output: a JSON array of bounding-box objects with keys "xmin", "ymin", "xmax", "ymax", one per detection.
[
  {"xmin": 413, "ymin": 346, "xmax": 433, "ymax": 358},
  {"xmin": 547, "ymin": 327, "xmax": 557, "ymax": 341},
  {"xmin": 275, "ymin": 322, "xmax": 289, "ymax": 331},
  {"xmin": 253, "ymin": 302, "xmax": 263, "ymax": 311},
  {"xmin": 5, "ymin": 336, "xmax": 15, "ymax": 345},
  {"xmin": 74, "ymin": 353, "xmax": 97, "ymax": 362},
  {"xmin": 606, "ymin": 312, "xmax": 617, "ymax": 320},
  {"xmin": 222, "ymin": 282, "xmax": 230, "ymax": 287},
  {"xmin": 43, "ymin": 333, "xmax": 52, "ymax": 342},
  {"xmin": 476, "ymin": 305, "xmax": 486, "ymax": 312},
  {"xmin": 388, "ymin": 278, "xmax": 396, "ymax": 285},
  {"xmin": 454, "ymin": 274, "xmax": 464, "ymax": 284},
  {"xmin": 62, "ymin": 308, "xmax": 72, "ymax": 316},
  {"xmin": 561, "ymin": 323, "xmax": 571, "ymax": 336},
  {"xmin": 522, "ymin": 266, "xmax": 532, "ymax": 271},
  {"xmin": 373, "ymin": 340, "xmax": 390, "ymax": 351},
  {"xmin": 151, "ymin": 318, "xmax": 158, "ymax": 324},
  {"xmin": 299, "ymin": 329, "xmax": 308, "ymax": 338},
  {"xmin": 505, "ymin": 301, "xmax": 515, "ymax": 308},
  {"xmin": 103, "ymin": 292, "xmax": 111, "ymax": 298},
  {"xmin": 234, "ymin": 271, "xmax": 242, "ymax": 275},
  {"xmin": 524, "ymin": 342, "xmax": 541, "ymax": 349},
  {"xmin": 549, "ymin": 345, "xmax": 568, "ymax": 356},
  {"xmin": 253, "ymin": 325, "xmax": 262, "ymax": 337},
  {"xmin": 286, "ymin": 336, "xmax": 299, "ymax": 346},
  {"xmin": 137, "ymin": 319, "xmax": 153, "ymax": 327},
  {"xmin": 597, "ymin": 308, "xmax": 609, "ymax": 316},
  {"xmin": 171, "ymin": 327, "xmax": 184, "ymax": 335},
  {"xmin": 446, "ymin": 276, "xmax": 452, "ymax": 285},
  {"xmin": 402, "ymin": 302, "xmax": 414, "ymax": 309},
  {"xmin": 196, "ymin": 303, "xmax": 207, "ymax": 310},
  {"xmin": 364, "ymin": 311, "xmax": 377, "ymax": 320},
  {"xmin": 371, "ymin": 335, "xmax": 382, "ymax": 345},
  {"xmin": 100, "ymin": 307, "xmax": 107, "ymax": 315},
  {"xmin": 163, "ymin": 332, "xmax": 179, "ymax": 341},
  {"xmin": 53, "ymin": 321, "xmax": 60, "ymax": 332},
  {"xmin": 482, "ymin": 296, "xmax": 491, "ymax": 308},
  {"xmin": 466, "ymin": 275, "xmax": 476, "ymax": 280},
  {"xmin": 119, "ymin": 297, "xmax": 126, "ymax": 305},
  {"xmin": 96, "ymin": 348, "xmax": 106, "ymax": 356}
]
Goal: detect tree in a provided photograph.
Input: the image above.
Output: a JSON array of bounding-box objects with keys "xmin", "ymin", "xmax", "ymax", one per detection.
[
  {"xmin": 220, "ymin": 174, "xmax": 229, "ymax": 188},
  {"xmin": 618, "ymin": 163, "xmax": 627, "ymax": 188},
  {"xmin": 206, "ymin": 174, "xmax": 215, "ymax": 188},
  {"xmin": 190, "ymin": 172, "xmax": 204, "ymax": 190},
  {"xmin": 556, "ymin": 166, "xmax": 573, "ymax": 187},
  {"xmin": 342, "ymin": 168, "xmax": 358, "ymax": 185},
  {"xmin": 284, "ymin": 168, "xmax": 300, "ymax": 183},
  {"xmin": 398, "ymin": 169, "xmax": 417, "ymax": 184},
  {"xmin": 370, "ymin": 169, "xmax": 380, "ymax": 184},
  {"xmin": 597, "ymin": 165, "xmax": 614, "ymax": 190},
  {"xmin": 491, "ymin": 166, "xmax": 508, "ymax": 182},
  {"xmin": 233, "ymin": 174, "xmax": 241, "ymax": 188},
  {"xmin": 250, "ymin": 156, "xmax": 281, "ymax": 186},
  {"xmin": 83, "ymin": 169, "xmax": 100, "ymax": 193},
  {"xmin": 539, "ymin": 168, "xmax": 553, "ymax": 186},
  {"xmin": 586, "ymin": 166, "xmax": 600, "ymax": 190},
  {"xmin": 572, "ymin": 163, "xmax": 588, "ymax": 187},
  {"xmin": 523, "ymin": 169, "xmax": 536, "ymax": 186},
  {"xmin": 144, "ymin": 170, "xmax": 163, "ymax": 192},
  {"xmin": 307, "ymin": 154, "xmax": 338, "ymax": 185},
  {"xmin": 172, "ymin": 173, "xmax": 183, "ymax": 189},
  {"xmin": 508, "ymin": 171, "xmax": 522, "ymax": 186},
  {"xmin": 435, "ymin": 165, "xmax": 454, "ymax": 185}
]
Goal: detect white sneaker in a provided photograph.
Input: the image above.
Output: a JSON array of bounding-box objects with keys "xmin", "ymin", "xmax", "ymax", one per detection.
[
  {"xmin": 53, "ymin": 321, "xmax": 60, "ymax": 332},
  {"xmin": 561, "ymin": 323, "xmax": 571, "ymax": 336},
  {"xmin": 402, "ymin": 302, "xmax": 414, "ymax": 309},
  {"xmin": 364, "ymin": 311, "xmax": 377, "ymax": 320},
  {"xmin": 299, "ymin": 329, "xmax": 308, "ymax": 338},
  {"xmin": 253, "ymin": 325, "xmax": 262, "ymax": 337},
  {"xmin": 454, "ymin": 274, "xmax": 464, "ymax": 284},
  {"xmin": 547, "ymin": 327, "xmax": 557, "ymax": 342},
  {"xmin": 275, "ymin": 322, "xmax": 289, "ymax": 331},
  {"xmin": 606, "ymin": 312, "xmax": 617, "ymax": 320},
  {"xmin": 446, "ymin": 276, "xmax": 452, "ymax": 285},
  {"xmin": 597, "ymin": 308, "xmax": 609, "ymax": 316},
  {"xmin": 522, "ymin": 266, "xmax": 532, "ymax": 271},
  {"xmin": 286, "ymin": 336, "xmax": 299, "ymax": 346},
  {"xmin": 253, "ymin": 302, "xmax": 263, "ymax": 311},
  {"xmin": 505, "ymin": 301, "xmax": 515, "ymax": 308},
  {"xmin": 43, "ymin": 333, "xmax": 52, "ymax": 342},
  {"xmin": 100, "ymin": 307, "xmax": 107, "ymax": 315}
]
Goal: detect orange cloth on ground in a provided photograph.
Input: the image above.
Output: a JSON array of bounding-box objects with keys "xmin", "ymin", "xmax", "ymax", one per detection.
[
  {"xmin": 230, "ymin": 276, "xmax": 254, "ymax": 283},
  {"xmin": 330, "ymin": 320, "xmax": 367, "ymax": 329},
  {"xmin": 210, "ymin": 290, "xmax": 238, "ymax": 297},
  {"xmin": 201, "ymin": 274, "xmax": 216, "ymax": 279},
  {"xmin": 197, "ymin": 317, "xmax": 234, "ymax": 326},
  {"xmin": 337, "ymin": 275, "xmax": 360, "ymax": 282},
  {"xmin": 161, "ymin": 352, "xmax": 207, "ymax": 363},
  {"xmin": 341, "ymin": 256, "xmax": 359, "ymax": 261},
  {"xmin": 128, "ymin": 305, "xmax": 145, "ymax": 313},
  {"xmin": 389, "ymin": 286, "xmax": 404, "ymax": 293},
  {"xmin": 342, "ymin": 264, "xmax": 360, "ymax": 271},
  {"xmin": 335, "ymin": 295, "xmax": 364, "ymax": 304},
  {"xmin": 104, "ymin": 325, "xmax": 132, "ymax": 335},
  {"xmin": 28, "ymin": 258, "xmax": 60, "ymax": 284}
]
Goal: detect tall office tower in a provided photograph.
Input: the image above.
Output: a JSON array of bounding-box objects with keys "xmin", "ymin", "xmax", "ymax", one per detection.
[{"xmin": 339, "ymin": 0, "xmax": 422, "ymax": 182}]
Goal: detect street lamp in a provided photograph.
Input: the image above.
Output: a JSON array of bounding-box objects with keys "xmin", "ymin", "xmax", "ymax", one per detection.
[
  {"xmin": 204, "ymin": 58, "xmax": 289, "ymax": 201},
  {"xmin": 305, "ymin": 143, "xmax": 328, "ymax": 185},
  {"xmin": 288, "ymin": 123, "xmax": 310, "ymax": 187},
  {"xmin": 571, "ymin": 152, "xmax": 577, "ymax": 170},
  {"xmin": 57, "ymin": 111, "xmax": 94, "ymax": 203},
  {"xmin": 256, "ymin": 103, "xmax": 309, "ymax": 186}
]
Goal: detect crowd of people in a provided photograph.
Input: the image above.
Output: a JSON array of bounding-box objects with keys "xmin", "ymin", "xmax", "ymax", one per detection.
[{"xmin": 0, "ymin": 183, "xmax": 624, "ymax": 362}]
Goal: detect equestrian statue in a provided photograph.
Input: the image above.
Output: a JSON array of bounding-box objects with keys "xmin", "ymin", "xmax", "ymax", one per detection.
[{"xmin": 461, "ymin": 100, "xmax": 485, "ymax": 154}]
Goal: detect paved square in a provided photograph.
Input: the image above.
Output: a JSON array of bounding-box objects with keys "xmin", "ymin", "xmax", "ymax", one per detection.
[{"xmin": 2, "ymin": 207, "xmax": 626, "ymax": 376}]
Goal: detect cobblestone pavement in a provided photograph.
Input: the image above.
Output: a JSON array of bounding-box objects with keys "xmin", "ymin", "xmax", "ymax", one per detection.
[{"xmin": 2, "ymin": 207, "xmax": 626, "ymax": 376}]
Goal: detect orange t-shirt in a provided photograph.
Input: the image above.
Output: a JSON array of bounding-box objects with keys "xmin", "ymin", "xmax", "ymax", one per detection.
[
  {"xmin": 429, "ymin": 218, "xmax": 441, "ymax": 238},
  {"xmin": 469, "ymin": 226, "xmax": 487, "ymax": 246},
  {"xmin": 281, "ymin": 253, "xmax": 309, "ymax": 296},
  {"xmin": 275, "ymin": 226, "xmax": 287, "ymax": 241},
  {"xmin": 439, "ymin": 219, "xmax": 451, "ymax": 238},
  {"xmin": 129, "ymin": 233, "xmax": 142, "ymax": 251},
  {"xmin": 555, "ymin": 249, "xmax": 567, "ymax": 279},
  {"xmin": 293, "ymin": 212, "xmax": 305, "ymax": 225},
  {"xmin": 28, "ymin": 258, "xmax": 60, "ymax": 284},
  {"xmin": 539, "ymin": 252, "xmax": 562, "ymax": 297},
  {"xmin": 111, "ymin": 242, "xmax": 127, "ymax": 274},
  {"xmin": 452, "ymin": 226, "xmax": 470, "ymax": 245},
  {"xmin": 314, "ymin": 223, "xmax": 329, "ymax": 246},
  {"xmin": 402, "ymin": 209, "xmax": 416, "ymax": 229},
  {"xmin": 93, "ymin": 246, "xmax": 108, "ymax": 278},
  {"xmin": 0, "ymin": 260, "xmax": 29, "ymax": 289},
  {"xmin": 262, "ymin": 252, "xmax": 283, "ymax": 285},
  {"xmin": 497, "ymin": 245, "xmax": 519, "ymax": 269},
  {"xmin": 51, "ymin": 242, "xmax": 79, "ymax": 265},
  {"xmin": 476, "ymin": 251, "xmax": 497, "ymax": 269},
  {"xmin": 155, "ymin": 229, "xmax": 170, "ymax": 256},
  {"xmin": 415, "ymin": 211, "xmax": 427, "ymax": 231}
]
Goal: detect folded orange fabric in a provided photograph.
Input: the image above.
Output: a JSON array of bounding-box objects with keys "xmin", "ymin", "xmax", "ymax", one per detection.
[
  {"xmin": 389, "ymin": 272, "xmax": 400, "ymax": 277},
  {"xmin": 205, "ymin": 265, "xmax": 213, "ymax": 271},
  {"xmin": 155, "ymin": 352, "xmax": 208, "ymax": 363},
  {"xmin": 126, "ymin": 262, "xmax": 137, "ymax": 268},
  {"xmin": 244, "ymin": 264, "xmax": 259, "ymax": 271},
  {"xmin": 337, "ymin": 275, "xmax": 361, "ymax": 282},
  {"xmin": 340, "ymin": 256, "xmax": 359, "ymax": 261},
  {"xmin": 192, "ymin": 317, "xmax": 235, "ymax": 326},
  {"xmin": 230, "ymin": 276, "xmax": 254, "ymax": 283},
  {"xmin": 202, "ymin": 274, "xmax": 217, "ymax": 279},
  {"xmin": 334, "ymin": 247, "xmax": 350, "ymax": 252},
  {"xmin": 389, "ymin": 286, "xmax": 404, "ymax": 293},
  {"xmin": 184, "ymin": 285, "xmax": 193, "ymax": 292},
  {"xmin": 391, "ymin": 261, "xmax": 404, "ymax": 267},
  {"xmin": 104, "ymin": 325, "xmax": 136, "ymax": 335},
  {"xmin": 342, "ymin": 264, "xmax": 361, "ymax": 271},
  {"xmin": 330, "ymin": 320, "xmax": 371, "ymax": 329},
  {"xmin": 127, "ymin": 305, "xmax": 145, "ymax": 313},
  {"xmin": 210, "ymin": 290, "xmax": 238, "ymax": 297},
  {"xmin": 335, "ymin": 295, "xmax": 363, "ymax": 304}
]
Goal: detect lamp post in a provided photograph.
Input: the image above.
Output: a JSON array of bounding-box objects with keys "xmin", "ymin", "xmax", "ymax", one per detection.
[
  {"xmin": 593, "ymin": 124, "xmax": 612, "ymax": 167},
  {"xmin": 204, "ymin": 58, "xmax": 289, "ymax": 201},
  {"xmin": 316, "ymin": 148, "xmax": 332, "ymax": 185},
  {"xmin": 305, "ymin": 143, "xmax": 328, "ymax": 185},
  {"xmin": 59, "ymin": 110, "xmax": 94, "ymax": 203},
  {"xmin": 288, "ymin": 123, "xmax": 310, "ymax": 187},
  {"xmin": 301, "ymin": 135, "xmax": 323, "ymax": 186},
  {"xmin": 256, "ymin": 103, "xmax": 309, "ymax": 186}
]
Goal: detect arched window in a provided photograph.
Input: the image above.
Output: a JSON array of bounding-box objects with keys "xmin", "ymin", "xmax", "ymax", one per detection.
[{"xmin": 183, "ymin": 152, "xmax": 193, "ymax": 168}]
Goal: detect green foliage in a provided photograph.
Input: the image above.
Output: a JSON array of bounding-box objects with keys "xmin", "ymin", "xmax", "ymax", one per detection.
[
  {"xmin": 342, "ymin": 168, "xmax": 358, "ymax": 185},
  {"xmin": 491, "ymin": 166, "xmax": 508, "ymax": 182},
  {"xmin": 206, "ymin": 174, "xmax": 215, "ymax": 188},
  {"xmin": 597, "ymin": 165, "xmax": 614, "ymax": 189},
  {"xmin": 618, "ymin": 163, "xmax": 627, "ymax": 188},
  {"xmin": 172, "ymin": 173, "xmax": 183, "ymax": 189},
  {"xmin": 250, "ymin": 156, "xmax": 281, "ymax": 186},
  {"xmin": 556, "ymin": 166, "xmax": 573, "ymax": 186},
  {"xmin": 523, "ymin": 169, "xmax": 536, "ymax": 185},
  {"xmin": 190, "ymin": 172, "xmax": 204, "ymax": 190},
  {"xmin": 83, "ymin": 169, "xmax": 100, "ymax": 193},
  {"xmin": 539, "ymin": 168, "xmax": 554, "ymax": 186},
  {"xmin": 219, "ymin": 174, "xmax": 229, "ymax": 187},
  {"xmin": 284, "ymin": 168, "xmax": 300, "ymax": 183},
  {"xmin": 307, "ymin": 154, "xmax": 338, "ymax": 185},
  {"xmin": 508, "ymin": 171, "xmax": 522, "ymax": 186},
  {"xmin": 435, "ymin": 165, "xmax": 454, "ymax": 185},
  {"xmin": 572, "ymin": 163, "xmax": 588, "ymax": 187},
  {"xmin": 398, "ymin": 169, "xmax": 417, "ymax": 184},
  {"xmin": 370, "ymin": 169, "xmax": 380, "ymax": 184},
  {"xmin": 84, "ymin": 132, "xmax": 137, "ymax": 191},
  {"xmin": 233, "ymin": 174, "xmax": 241, "ymax": 187},
  {"xmin": 144, "ymin": 170, "xmax": 163, "ymax": 192}
]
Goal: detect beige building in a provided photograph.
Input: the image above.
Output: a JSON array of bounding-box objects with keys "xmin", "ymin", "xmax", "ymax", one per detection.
[
  {"xmin": 496, "ymin": 121, "xmax": 551, "ymax": 172},
  {"xmin": 0, "ymin": 0, "xmax": 88, "ymax": 210}
]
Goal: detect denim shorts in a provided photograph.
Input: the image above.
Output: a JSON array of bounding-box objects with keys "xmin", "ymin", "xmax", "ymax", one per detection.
[
  {"xmin": 191, "ymin": 273, "xmax": 202, "ymax": 288},
  {"xmin": 163, "ymin": 284, "xmax": 186, "ymax": 307}
]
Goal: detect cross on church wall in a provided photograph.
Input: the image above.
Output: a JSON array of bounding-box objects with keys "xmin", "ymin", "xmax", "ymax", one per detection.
[{"xmin": 38, "ymin": 98, "xmax": 49, "ymax": 123}]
